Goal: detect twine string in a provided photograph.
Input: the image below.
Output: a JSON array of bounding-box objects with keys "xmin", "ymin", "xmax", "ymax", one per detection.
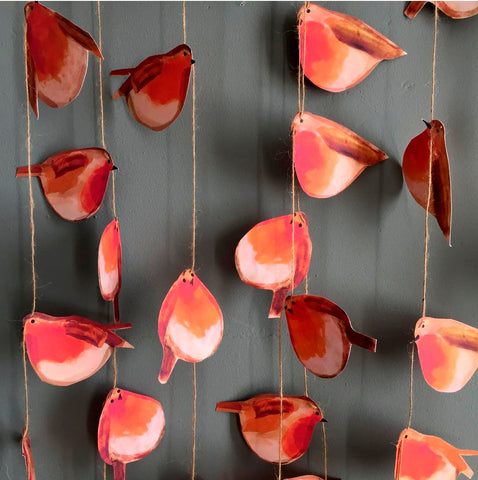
[
  {"xmin": 191, "ymin": 363, "xmax": 197, "ymax": 480},
  {"xmin": 407, "ymin": 0, "xmax": 438, "ymax": 434},
  {"xmin": 183, "ymin": 4, "xmax": 198, "ymax": 479},
  {"xmin": 278, "ymin": 315, "xmax": 283, "ymax": 480},
  {"xmin": 23, "ymin": 19, "xmax": 35, "ymax": 445},
  {"xmin": 191, "ymin": 65, "xmax": 197, "ymax": 272},
  {"xmin": 96, "ymin": 1, "xmax": 117, "ymax": 219}
]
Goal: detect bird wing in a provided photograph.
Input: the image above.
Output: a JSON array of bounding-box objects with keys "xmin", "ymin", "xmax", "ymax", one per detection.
[
  {"xmin": 129, "ymin": 55, "xmax": 164, "ymax": 93},
  {"xmin": 53, "ymin": 10, "xmax": 102, "ymax": 58},
  {"xmin": 441, "ymin": 327, "xmax": 478, "ymax": 353},
  {"xmin": 303, "ymin": 295, "xmax": 351, "ymax": 329},
  {"xmin": 64, "ymin": 317, "xmax": 108, "ymax": 348},
  {"xmin": 25, "ymin": 41, "xmax": 38, "ymax": 118},
  {"xmin": 50, "ymin": 151, "xmax": 89, "ymax": 177},
  {"xmin": 252, "ymin": 398, "xmax": 296, "ymax": 419},
  {"xmin": 328, "ymin": 11, "xmax": 405, "ymax": 60},
  {"xmin": 318, "ymin": 124, "xmax": 388, "ymax": 167}
]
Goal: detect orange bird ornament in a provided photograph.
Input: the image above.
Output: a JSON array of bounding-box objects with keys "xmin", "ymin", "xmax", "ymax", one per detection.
[
  {"xmin": 16, "ymin": 147, "xmax": 116, "ymax": 222},
  {"xmin": 292, "ymin": 112, "xmax": 388, "ymax": 198},
  {"xmin": 405, "ymin": 2, "xmax": 478, "ymax": 19},
  {"xmin": 395, "ymin": 428, "xmax": 478, "ymax": 480},
  {"xmin": 99, "ymin": 218, "xmax": 122, "ymax": 323},
  {"xmin": 98, "ymin": 388, "xmax": 165, "ymax": 480},
  {"xmin": 23, "ymin": 312, "xmax": 132, "ymax": 386},
  {"xmin": 414, "ymin": 316, "xmax": 478, "ymax": 393},
  {"xmin": 216, "ymin": 394, "xmax": 325, "ymax": 464},
  {"xmin": 24, "ymin": 1, "xmax": 102, "ymax": 117},
  {"xmin": 158, "ymin": 269, "xmax": 223, "ymax": 384},
  {"xmin": 111, "ymin": 44, "xmax": 194, "ymax": 131},
  {"xmin": 402, "ymin": 120, "xmax": 452, "ymax": 244},
  {"xmin": 235, "ymin": 213, "xmax": 312, "ymax": 318},
  {"xmin": 285, "ymin": 295, "xmax": 377, "ymax": 378},
  {"xmin": 298, "ymin": 3, "xmax": 406, "ymax": 92}
]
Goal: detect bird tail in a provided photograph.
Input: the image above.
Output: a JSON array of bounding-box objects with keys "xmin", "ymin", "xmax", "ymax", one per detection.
[
  {"xmin": 404, "ymin": 1, "xmax": 427, "ymax": 19},
  {"xmin": 216, "ymin": 401, "xmax": 243, "ymax": 413},
  {"xmin": 348, "ymin": 329, "xmax": 377, "ymax": 352},
  {"xmin": 110, "ymin": 68, "xmax": 133, "ymax": 76},
  {"xmin": 16, "ymin": 165, "xmax": 41, "ymax": 177},
  {"xmin": 269, "ymin": 288, "xmax": 288, "ymax": 318},
  {"xmin": 112, "ymin": 461, "xmax": 125, "ymax": 480},
  {"xmin": 158, "ymin": 346, "xmax": 177, "ymax": 384}
]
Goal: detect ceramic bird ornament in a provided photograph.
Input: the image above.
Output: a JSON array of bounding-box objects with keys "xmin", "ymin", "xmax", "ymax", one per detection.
[
  {"xmin": 24, "ymin": 1, "xmax": 102, "ymax": 117},
  {"xmin": 235, "ymin": 212, "xmax": 312, "ymax": 318},
  {"xmin": 23, "ymin": 312, "xmax": 132, "ymax": 386},
  {"xmin": 402, "ymin": 120, "xmax": 451, "ymax": 244},
  {"xmin": 98, "ymin": 388, "xmax": 165, "ymax": 480},
  {"xmin": 99, "ymin": 218, "xmax": 122, "ymax": 323},
  {"xmin": 158, "ymin": 269, "xmax": 223, "ymax": 383},
  {"xmin": 395, "ymin": 428, "xmax": 478, "ymax": 480},
  {"xmin": 216, "ymin": 394, "xmax": 325, "ymax": 464},
  {"xmin": 414, "ymin": 316, "xmax": 478, "ymax": 393},
  {"xmin": 405, "ymin": 2, "xmax": 478, "ymax": 19},
  {"xmin": 111, "ymin": 44, "xmax": 194, "ymax": 131},
  {"xmin": 285, "ymin": 295, "xmax": 377, "ymax": 378},
  {"xmin": 16, "ymin": 148, "xmax": 116, "ymax": 221},
  {"xmin": 292, "ymin": 112, "xmax": 388, "ymax": 198},
  {"xmin": 298, "ymin": 3, "xmax": 406, "ymax": 92}
]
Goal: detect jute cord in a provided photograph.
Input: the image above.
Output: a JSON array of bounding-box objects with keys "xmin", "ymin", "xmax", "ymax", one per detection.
[
  {"xmin": 23, "ymin": 19, "xmax": 35, "ymax": 445},
  {"xmin": 406, "ymin": 0, "xmax": 438, "ymax": 434},
  {"xmin": 183, "ymin": 3, "xmax": 198, "ymax": 479}
]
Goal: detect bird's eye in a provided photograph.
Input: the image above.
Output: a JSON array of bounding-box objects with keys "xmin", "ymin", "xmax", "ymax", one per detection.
[
  {"xmin": 110, "ymin": 399, "xmax": 114, "ymax": 403},
  {"xmin": 422, "ymin": 324, "xmax": 425, "ymax": 328},
  {"xmin": 117, "ymin": 389, "xmax": 120, "ymax": 393},
  {"xmin": 31, "ymin": 319, "xmax": 35, "ymax": 323},
  {"xmin": 299, "ymin": 223, "xmax": 303, "ymax": 227},
  {"xmin": 315, "ymin": 411, "xmax": 320, "ymax": 415},
  {"xmin": 404, "ymin": 435, "xmax": 408, "ymax": 439},
  {"xmin": 182, "ymin": 278, "xmax": 186, "ymax": 283},
  {"xmin": 184, "ymin": 51, "xmax": 188, "ymax": 56},
  {"xmin": 107, "ymin": 159, "xmax": 111, "ymax": 164}
]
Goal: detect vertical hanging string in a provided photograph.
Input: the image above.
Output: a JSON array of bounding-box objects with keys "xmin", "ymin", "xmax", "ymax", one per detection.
[
  {"xmin": 406, "ymin": 1, "xmax": 438, "ymax": 433},
  {"xmin": 96, "ymin": 5, "xmax": 117, "ymax": 478},
  {"xmin": 22, "ymin": 21, "xmax": 35, "ymax": 449},
  {"xmin": 277, "ymin": 314, "xmax": 284, "ymax": 480},
  {"xmin": 96, "ymin": 1, "xmax": 118, "ymax": 396},
  {"xmin": 297, "ymin": 4, "xmax": 327, "ymax": 478},
  {"xmin": 183, "ymin": 3, "xmax": 197, "ymax": 480}
]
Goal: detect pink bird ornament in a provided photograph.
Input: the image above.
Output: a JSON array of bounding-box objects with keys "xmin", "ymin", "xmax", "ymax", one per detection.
[
  {"xmin": 23, "ymin": 312, "xmax": 132, "ymax": 386},
  {"xmin": 395, "ymin": 428, "xmax": 478, "ymax": 480},
  {"xmin": 98, "ymin": 218, "xmax": 122, "ymax": 323},
  {"xmin": 292, "ymin": 112, "xmax": 388, "ymax": 198},
  {"xmin": 415, "ymin": 316, "xmax": 478, "ymax": 393},
  {"xmin": 158, "ymin": 269, "xmax": 223, "ymax": 383},
  {"xmin": 235, "ymin": 213, "xmax": 312, "ymax": 318},
  {"xmin": 98, "ymin": 388, "xmax": 165, "ymax": 480},
  {"xmin": 24, "ymin": 1, "xmax": 102, "ymax": 117},
  {"xmin": 298, "ymin": 3, "xmax": 406, "ymax": 92}
]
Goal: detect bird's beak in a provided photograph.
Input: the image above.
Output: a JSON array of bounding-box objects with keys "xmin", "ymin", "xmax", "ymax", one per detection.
[
  {"xmin": 423, "ymin": 120, "xmax": 432, "ymax": 129},
  {"xmin": 191, "ymin": 59, "xmax": 196, "ymax": 65},
  {"xmin": 320, "ymin": 418, "xmax": 327, "ymax": 423},
  {"xmin": 112, "ymin": 165, "xmax": 118, "ymax": 170}
]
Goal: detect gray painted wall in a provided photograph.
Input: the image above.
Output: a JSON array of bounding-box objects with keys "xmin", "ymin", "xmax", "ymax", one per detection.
[{"xmin": 2, "ymin": 1, "xmax": 478, "ymax": 479}]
